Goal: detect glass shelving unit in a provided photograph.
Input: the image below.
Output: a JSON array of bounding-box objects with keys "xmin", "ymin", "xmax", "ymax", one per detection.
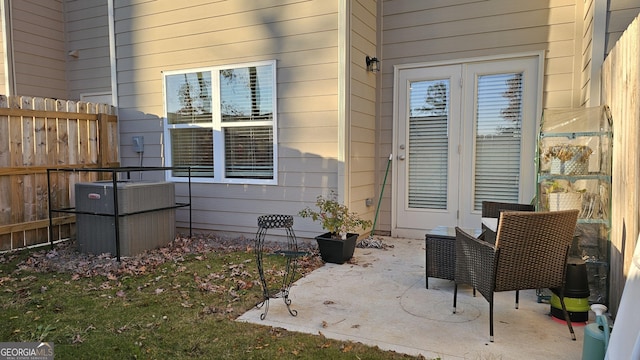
[{"xmin": 536, "ymin": 106, "xmax": 613, "ymax": 305}]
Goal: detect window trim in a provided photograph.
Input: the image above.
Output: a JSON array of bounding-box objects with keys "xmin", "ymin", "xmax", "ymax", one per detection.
[{"xmin": 162, "ymin": 60, "xmax": 278, "ymax": 185}]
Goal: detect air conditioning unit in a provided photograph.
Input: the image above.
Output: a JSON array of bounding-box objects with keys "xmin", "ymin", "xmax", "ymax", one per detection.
[{"xmin": 75, "ymin": 181, "xmax": 176, "ymax": 257}]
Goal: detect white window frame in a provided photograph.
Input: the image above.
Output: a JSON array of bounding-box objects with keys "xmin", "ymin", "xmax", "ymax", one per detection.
[{"xmin": 162, "ymin": 60, "xmax": 278, "ymax": 185}]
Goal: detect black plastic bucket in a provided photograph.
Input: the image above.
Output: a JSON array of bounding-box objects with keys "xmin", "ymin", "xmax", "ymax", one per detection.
[
  {"xmin": 564, "ymin": 258, "xmax": 590, "ymax": 298},
  {"xmin": 551, "ymin": 258, "xmax": 590, "ymax": 322}
]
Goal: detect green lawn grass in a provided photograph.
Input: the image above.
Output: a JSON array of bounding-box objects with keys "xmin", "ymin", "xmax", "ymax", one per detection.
[{"xmin": 0, "ymin": 244, "xmax": 421, "ymax": 359}]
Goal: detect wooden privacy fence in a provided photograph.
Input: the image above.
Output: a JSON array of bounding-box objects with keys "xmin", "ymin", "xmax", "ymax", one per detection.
[
  {"xmin": 602, "ymin": 13, "xmax": 640, "ymax": 316},
  {"xmin": 0, "ymin": 95, "xmax": 119, "ymax": 251}
]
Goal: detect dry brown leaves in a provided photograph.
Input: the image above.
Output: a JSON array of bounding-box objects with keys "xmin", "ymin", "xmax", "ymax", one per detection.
[{"xmin": 4, "ymin": 233, "xmax": 322, "ymax": 281}]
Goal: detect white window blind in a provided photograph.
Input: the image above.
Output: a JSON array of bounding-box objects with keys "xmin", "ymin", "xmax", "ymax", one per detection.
[
  {"xmin": 408, "ymin": 80, "xmax": 449, "ymax": 209},
  {"xmin": 171, "ymin": 128, "xmax": 214, "ymax": 177},
  {"xmin": 473, "ymin": 73, "xmax": 523, "ymax": 210},
  {"xmin": 224, "ymin": 127, "xmax": 273, "ymax": 178}
]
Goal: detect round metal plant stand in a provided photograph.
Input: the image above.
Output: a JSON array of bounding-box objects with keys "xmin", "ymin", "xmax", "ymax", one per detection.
[{"xmin": 254, "ymin": 214, "xmax": 300, "ymax": 320}]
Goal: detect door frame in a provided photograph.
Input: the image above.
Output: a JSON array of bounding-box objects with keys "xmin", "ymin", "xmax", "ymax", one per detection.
[
  {"xmin": 394, "ymin": 64, "xmax": 463, "ymax": 232},
  {"xmin": 391, "ymin": 52, "xmax": 544, "ymax": 239}
]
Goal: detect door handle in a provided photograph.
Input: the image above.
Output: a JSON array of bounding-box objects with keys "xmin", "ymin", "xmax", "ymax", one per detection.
[{"xmin": 398, "ymin": 154, "xmax": 406, "ymax": 160}]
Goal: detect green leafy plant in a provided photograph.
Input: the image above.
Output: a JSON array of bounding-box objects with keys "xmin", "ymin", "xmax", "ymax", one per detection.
[
  {"xmin": 30, "ymin": 324, "xmax": 56, "ymax": 342},
  {"xmin": 298, "ymin": 191, "xmax": 372, "ymax": 239},
  {"xmin": 542, "ymin": 179, "xmax": 587, "ymax": 194},
  {"xmin": 543, "ymin": 179, "xmax": 570, "ymax": 193}
]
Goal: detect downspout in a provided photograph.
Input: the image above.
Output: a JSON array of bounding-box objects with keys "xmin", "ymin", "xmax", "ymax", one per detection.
[
  {"xmin": 589, "ymin": 0, "xmax": 607, "ymax": 106},
  {"xmin": 337, "ymin": 0, "xmax": 350, "ymax": 204},
  {"xmin": 1, "ymin": 0, "xmax": 16, "ymax": 95},
  {"xmin": 107, "ymin": 0, "xmax": 118, "ymax": 108},
  {"xmin": 107, "ymin": 0, "xmax": 121, "ymax": 164},
  {"xmin": 375, "ymin": 0, "xmax": 385, "ymax": 232}
]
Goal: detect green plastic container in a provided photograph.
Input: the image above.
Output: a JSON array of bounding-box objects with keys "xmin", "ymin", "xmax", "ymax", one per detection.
[
  {"xmin": 582, "ymin": 314, "xmax": 609, "ymax": 360},
  {"xmin": 550, "ymin": 293, "xmax": 590, "ymax": 312},
  {"xmin": 550, "ymin": 293, "xmax": 590, "ymax": 322}
]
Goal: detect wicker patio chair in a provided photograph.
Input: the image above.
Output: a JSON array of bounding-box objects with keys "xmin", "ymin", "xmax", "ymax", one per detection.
[
  {"xmin": 453, "ymin": 209, "xmax": 579, "ymax": 342},
  {"xmin": 481, "ymin": 201, "xmax": 536, "ymax": 305}
]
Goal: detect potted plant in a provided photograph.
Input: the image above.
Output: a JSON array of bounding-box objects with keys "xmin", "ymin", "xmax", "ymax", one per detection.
[
  {"xmin": 542, "ymin": 179, "xmax": 583, "ymax": 212},
  {"xmin": 299, "ymin": 191, "xmax": 372, "ymax": 264},
  {"xmin": 544, "ymin": 144, "xmax": 593, "ymax": 175}
]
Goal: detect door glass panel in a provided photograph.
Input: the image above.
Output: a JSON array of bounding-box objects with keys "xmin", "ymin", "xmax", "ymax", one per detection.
[
  {"xmin": 474, "ymin": 73, "xmax": 523, "ymax": 210},
  {"xmin": 408, "ymin": 80, "xmax": 449, "ymax": 209}
]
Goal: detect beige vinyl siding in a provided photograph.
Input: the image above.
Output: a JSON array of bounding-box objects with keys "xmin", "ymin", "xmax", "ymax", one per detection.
[
  {"xmin": 10, "ymin": 0, "xmax": 66, "ymax": 99},
  {"xmin": 64, "ymin": 0, "xmax": 112, "ymax": 100},
  {"xmin": 606, "ymin": 0, "xmax": 640, "ymax": 53},
  {"xmin": 379, "ymin": 0, "xmax": 586, "ymax": 232},
  {"xmin": 348, "ymin": 0, "xmax": 377, "ymax": 224},
  {"xmin": 578, "ymin": 0, "xmax": 639, "ymax": 106},
  {"xmin": 580, "ymin": 1, "xmax": 640, "ymax": 106},
  {"xmin": 113, "ymin": 0, "xmax": 340, "ymax": 238},
  {"xmin": 382, "ymin": 1, "xmax": 583, "ymax": 109},
  {"xmin": 580, "ymin": 0, "xmax": 595, "ymax": 106}
]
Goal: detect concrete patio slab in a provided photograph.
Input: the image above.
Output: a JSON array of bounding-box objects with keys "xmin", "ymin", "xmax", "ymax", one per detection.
[{"xmin": 238, "ymin": 237, "xmax": 586, "ymax": 359}]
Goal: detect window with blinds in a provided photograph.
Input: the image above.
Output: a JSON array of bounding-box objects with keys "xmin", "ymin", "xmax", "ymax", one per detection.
[
  {"xmin": 473, "ymin": 72, "xmax": 523, "ymax": 210},
  {"xmin": 163, "ymin": 61, "xmax": 276, "ymax": 183},
  {"xmin": 408, "ymin": 80, "xmax": 449, "ymax": 209}
]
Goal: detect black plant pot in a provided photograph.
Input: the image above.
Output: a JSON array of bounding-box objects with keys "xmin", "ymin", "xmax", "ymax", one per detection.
[{"xmin": 315, "ymin": 232, "xmax": 358, "ymax": 264}]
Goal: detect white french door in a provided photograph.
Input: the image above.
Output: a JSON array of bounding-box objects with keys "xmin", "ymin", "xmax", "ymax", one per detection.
[{"xmin": 394, "ymin": 56, "xmax": 539, "ymax": 238}]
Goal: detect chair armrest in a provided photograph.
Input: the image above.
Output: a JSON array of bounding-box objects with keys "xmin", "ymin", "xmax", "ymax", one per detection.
[{"xmin": 455, "ymin": 227, "xmax": 496, "ymax": 300}]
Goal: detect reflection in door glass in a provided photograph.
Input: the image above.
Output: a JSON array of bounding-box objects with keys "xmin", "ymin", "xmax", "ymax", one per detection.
[{"xmin": 408, "ymin": 80, "xmax": 449, "ymax": 209}]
